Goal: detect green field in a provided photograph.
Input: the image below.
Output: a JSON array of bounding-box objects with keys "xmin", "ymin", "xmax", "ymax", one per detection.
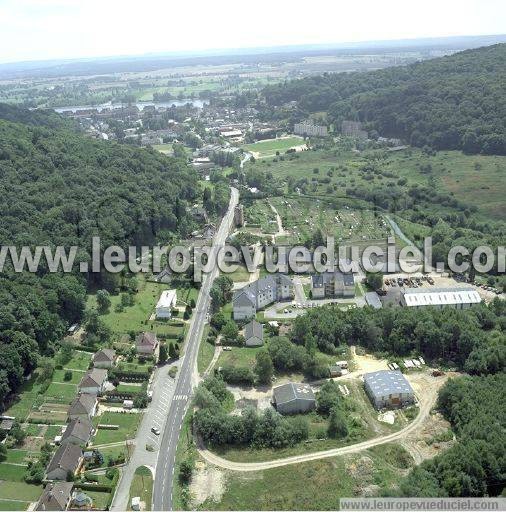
[
  {"xmin": 64, "ymin": 351, "xmax": 92, "ymax": 371},
  {"xmin": 242, "ymin": 137, "xmax": 305, "ymax": 158},
  {"xmin": 4, "ymin": 375, "xmax": 45, "ymax": 420},
  {"xmin": 87, "ymin": 274, "xmax": 188, "ymax": 339},
  {"xmin": 0, "ymin": 464, "xmax": 26, "ymax": 482},
  {"xmin": 0, "ymin": 500, "xmax": 29, "ymax": 511},
  {"xmin": 217, "ymin": 345, "xmax": 264, "ymax": 368},
  {"xmin": 197, "ymin": 327, "xmax": 215, "ymax": 375},
  {"xmin": 128, "ymin": 466, "xmax": 153, "ymax": 510},
  {"xmin": 92, "ymin": 412, "xmax": 142, "ymax": 445},
  {"xmin": 44, "ymin": 382, "xmax": 77, "ymax": 403},
  {"xmin": 203, "ymin": 444, "xmax": 413, "ymax": 510},
  {"xmin": 0, "ymin": 480, "xmax": 42, "ymax": 502},
  {"xmin": 52, "ymin": 369, "xmax": 83, "ymax": 385}
]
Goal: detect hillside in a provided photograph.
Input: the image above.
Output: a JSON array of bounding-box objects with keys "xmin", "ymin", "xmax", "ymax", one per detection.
[
  {"xmin": 263, "ymin": 44, "xmax": 506, "ymax": 154},
  {"xmin": 0, "ymin": 104, "xmax": 199, "ymax": 408}
]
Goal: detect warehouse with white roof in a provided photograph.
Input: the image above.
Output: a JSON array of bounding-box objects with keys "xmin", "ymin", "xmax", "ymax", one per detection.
[
  {"xmin": 364, "ymin": 370, "xmax": 415, "ymax": 409},
  {"xmin": 401, "ymin": 287, "xmax": 481, "ymax": 309}
]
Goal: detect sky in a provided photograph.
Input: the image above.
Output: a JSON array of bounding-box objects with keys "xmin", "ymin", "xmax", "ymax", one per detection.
[{"xmin": 0, "ymin": 0, "xmax": 505, "ymax": 64}]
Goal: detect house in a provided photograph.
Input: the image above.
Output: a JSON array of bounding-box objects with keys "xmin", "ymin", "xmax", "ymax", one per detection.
[
  {"xmin": 155, "ymin": 290, "xmax": 177, "ymax": 319},
  {"xmin": 46, "ymin": 444, "xmax": 83, "ymax": 481},
  {"xmin": 67, "ymin": 394, "xmax": 97, "ymax": 422},
  {"xmin": 60, "ymin": 418, "xmax": 93, "ymax": 447},
  {"xmin": 233, "ymin": 275, "xmax": 293, "ymax": 320},
  {"xmin": 311, "ymin": 271, "xmax": 355, "ymax": 299},
  {"xmin": 78, "ymin": 368, "xmax": 108, "ymax": 395},
  {"xmin": 36, "ymin": 482, "xmax": 73, "ymax": 511},
  {"xmin": 0, "ymin": 418, "xmax": 14, "ymax": 432},
  {"xmin": 71, "ymin": 491, "xmax": 92, "ymax": 510},
  {"xmin": 272, "ymin": 382, "xmax": 316, "ymax": 415},
  {"xmin": 135, "ymin": 332, "xmax": 158, "ymax": 356},
  {"xmin": 244, "ymin": 320, "xmax": 264, "ymax": 347},
  {"xmin": 92, "ymin": 348, "xmax": 116, "ymax": 369},
  {"xmin": 364, "ymin": 370, "xmax": 415, "ymax": 410},
  {"xmin": 401, "ymin": 287, "xmax": 482, "ymax": 309}
]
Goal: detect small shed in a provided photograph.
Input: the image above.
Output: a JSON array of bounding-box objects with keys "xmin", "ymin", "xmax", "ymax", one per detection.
[{"xmin": 131, "ymin": 496, "xmax": 141, "ymax": 511}]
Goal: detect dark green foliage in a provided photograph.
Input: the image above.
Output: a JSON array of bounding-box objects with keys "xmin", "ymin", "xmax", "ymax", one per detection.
[
  {"xmin": 263, "ymin": 44, "xmax": 506, "ymax": 154},
  {"xmin": 193, "ymin": 377, "xmax": 309, "ymax": 449},
  {"xmin": 254, "ymin": 350, "xmax": 274, "ymax": 385},
  {"xmin": 327, "ymin": 406, "xmax": 348, "ymax": 439},
  {"xmin": 316, "ymin": 380, "xmax": 341, "ymax": 417},
  {"xmin": 220, "ymin": 365, "xmax": 255, "ymax": 385}
]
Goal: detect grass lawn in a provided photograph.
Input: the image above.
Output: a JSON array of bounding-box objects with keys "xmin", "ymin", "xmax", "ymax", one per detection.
[
  {"xmin": 44, "ymin": 425, "xmax": 64, "ymax": 440},
  {"xmin": 217, "ymin": 345, "xmax": 264, "ymax": 368},
  {"xmin": 0, "ymin": 464, "xmax": 26, "ymax": 482},
  {"xmin": 64, "ymin": 351, "xmax": 92, "ymax": 371},
  {"xmin": 225, "ymin": 265, "xmax": 252, "ymax": 283},
  {"xmin": 52, "ymin": 369, "xmax": 83, "ymax": 385},
  {"xmin": 197, "ymin": 326, "xmax": 215, "ymax": 375},
  {"xmin": 45, "ymin": 382, "xmax": 77, "ymax": 403},
  {"xmin": 203, "ymin": 444, "xmax": 413, "ymax": 510},
  {"xmin": 99, "ymin": 445, "xmax": 131, "ymax": 467},
  {"xmin": 87, "ymin": 274, "xmax": 188, "ymax": 339},
  {"xmin": 4, "ymin": 450, "xmax": 29, "ymax": 465},
  {"xmin": 83, "ymin": 490, "xmax": 111, "ymax": 510},
  {"xmin": 171, "ymin": 413, "xmax": 194, "ymax": 511},
  {"xmin": 0, "ymin": 500, "xmax": 29, "ymax": 510},
  {"xmin": 242, "ymin": 136, "xmax": 305, "ymax": 158},
  {"xmin": 92, "ymin": 412, "xmax": 142, "ymax": 445},
  {"xmin": 128, "ymin": 466, "xmax": 153, "ymax": 510},
  {"xmin": 115, "ymin": 383, "xmax": 144, "ymax": 394},
  {"xmin": 0, "ymin": 481, "xmax": 42, "ymax": 501}
]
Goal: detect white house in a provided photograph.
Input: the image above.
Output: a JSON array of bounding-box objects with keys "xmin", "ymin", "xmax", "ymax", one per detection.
[{"xmin": 155, "ymin": 290, "xmax": 177, "ymax": 319}]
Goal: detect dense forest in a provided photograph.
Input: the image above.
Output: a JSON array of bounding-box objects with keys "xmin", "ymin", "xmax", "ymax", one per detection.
[
  {"xmin": 262, "ymin": 44, "xmax": 506, "ymax": 154},
  {"xmin": 0, "ymin": 104, "xmax": 200, "ymax": 408}
]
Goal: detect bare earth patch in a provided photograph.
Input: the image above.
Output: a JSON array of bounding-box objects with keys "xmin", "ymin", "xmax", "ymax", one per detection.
[{"xmin": 190, "ymin": 462, "xmax": 225, "ymax": 507}]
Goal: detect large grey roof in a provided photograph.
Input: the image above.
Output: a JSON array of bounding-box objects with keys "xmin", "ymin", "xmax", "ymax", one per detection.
[
  {"xmin": 47, "ymin": 443, "xmax": 82, "ymax": 475},
  {"xmin": 402, "ymin": 287, "xmax": 481, "ymax": 307},
  {"xmin": 68, "ymin": 393, "xmax": 96, "ymax": 416},
  {"xmin": 273, "ymin": 382, "xmax": 315, "ymax": 405},
  {"xmin": 233, "ymin": 274, "xmax": 292, "ymax": 306},
  {"xmin": 36, "ymin": 482, "xmax": 73, "ymax": 511},
  {"xmin": 61, "ymin": 418, "xmax": 92, "ymax": 445},
  {"xmin": 93, "ymin": 348, "xmax": 116, "ymax": 364},
  {"xmin": 311, "ymin": 271, "xmax": 354, "ymax": 287},
  {"xmin": 79, "ymin": 368, "xmax": 107, "ymax": 389},
  {"xmin": 244, "ymin": 320, "xmax": 263, "ymax": 340},
  {"xmin": 364, "ymin": 370, "xmax": 413, "ymax": 397}
]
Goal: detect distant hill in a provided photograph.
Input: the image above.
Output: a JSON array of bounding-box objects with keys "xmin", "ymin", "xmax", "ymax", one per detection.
[{"xmin": 263, "ymin": 44, "xmax": 506, "ymax": 155}]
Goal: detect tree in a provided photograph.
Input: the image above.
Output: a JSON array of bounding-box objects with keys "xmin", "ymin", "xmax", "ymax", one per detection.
[
  {"xmin": 159, "ymin": 343, "xmax": 168, "ymax": 363},
  {"xmin": 0, "ymin": 444, "xmax": 7, "ymax": 462},
  {"xmin": 221, "ymin": 320, "xmax": 239, "ymax": 343},
  {"xmin": 96, "ymin": 289, "xmax": 111, "ymax": 314},
  {"xmin": 168, "ymin": 342, "xmax": 179, "ymax": 360},
  {"xmin": 64, "ymin": 370, "xmax": 73, "ymax": 381},
  {"xmin": 254, "ymin": 351, "xmax": 274, "ymax": 385},
  {"xmin": 316, "ymin": 380, "xmax": 341, "ymax": 417},
  {"xmin": 365, "ymin": 272, "xmax": 383, "ymax": 291},
  {"xmin": 179, "ymin": 459, "xmax": 194, "ymax": 484},
  {"xmin": 327, "ymin": 406, "xmax": 348, "ymax": 438}
]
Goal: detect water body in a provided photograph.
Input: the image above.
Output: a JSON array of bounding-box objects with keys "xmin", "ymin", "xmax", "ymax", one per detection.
[{"xmin": 53, "ymin": 99, "xmax": 208, "ymax": 113}]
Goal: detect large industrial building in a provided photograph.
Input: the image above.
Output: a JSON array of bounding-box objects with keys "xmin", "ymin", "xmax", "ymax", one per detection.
[
  {"xmin": 233, "ymin": 274, "xmax": 293, "ymax": 320},
  {"xmin": 311, "ymin": 270, "xmax": 355, "ymax": 299},
  {"xmin": 272, "ymin": 382, "xmax": 316, "ymax": 415},
  {"xmin": 401, "ymin": 287, "xmax": 482, "ymax": 309},
  {"xmin": 364, "ymin": 370, "xmax": 415, "ymax": 410}
]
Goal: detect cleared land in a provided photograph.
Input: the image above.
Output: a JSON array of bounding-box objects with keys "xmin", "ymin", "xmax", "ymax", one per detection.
[{"xmin": 242, "ymin": 137, "xmax": 305, "ymax": 158}]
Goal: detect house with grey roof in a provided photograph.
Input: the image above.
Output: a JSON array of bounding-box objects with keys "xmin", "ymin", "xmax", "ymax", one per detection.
[
  {"xmin": 61, "ymin": 418, "xmax": 93, "ymax": 447},
  {"xmin": 364, "ymin": 370, "xmax": 414, "ymax": 410},
  {"xmin": 36, "ymin": 482, "xmax": 73, "ymax": 511},
  {"xmin": 67, "ymin": 394, "xmax": 97, "ymax": 422},
  {"xmin": 244, "ymin": 320, "xmax": 264, "ymax": 346},
  {"xmin": 135, "ymin": 332, "xmax": 158, "ymax": 356},
  {"xmin": 46, "ymin": 444, "xmax": 83, "ymax": 481},
  {"xmin": 311, "ymin": 270, "xmax": 355, "ymax": 299},
  {"xmin": 233, "ymin": 274, "xmax": 293, "ymax": 320},
  {"xmin": 365, "ymin": 292, "xmax": 383, "ymax": 309},
  {"xmin": 272, "ymin": 382, "xmax": 316, "ymax": 415},
  {"xmin": 78, "ymin": 368, "xmax": 108, "ymax": 395},
  {"xmin": 92, "ymin": 348, "xmax": 116, "ymax": 369}
]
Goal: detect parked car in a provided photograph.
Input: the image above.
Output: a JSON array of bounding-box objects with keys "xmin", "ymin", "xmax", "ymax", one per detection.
[{"xmin": 151, "ymin": 427, "xmax": 160, "ymax": 435}]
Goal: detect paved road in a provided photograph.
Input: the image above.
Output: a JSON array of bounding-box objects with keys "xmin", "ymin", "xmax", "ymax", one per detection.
[
  {"xmin": 110, "ymin": 361, "xmax": 179, "ymax": 510},
  {"xmin": 152, "ymin": 187, "xmax": 239, "ymax": 510},
  {"xmin": 197, "ymin": 374, "xmax": 444, "ymax": 472}
]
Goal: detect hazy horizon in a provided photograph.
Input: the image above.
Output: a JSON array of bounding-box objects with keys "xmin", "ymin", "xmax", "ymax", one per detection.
[{"xmin": 1, "ymin": 0, "xmax": 505, "ymax": 64}]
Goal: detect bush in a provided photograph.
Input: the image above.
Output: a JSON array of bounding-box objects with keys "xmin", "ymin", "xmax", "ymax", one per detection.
[{"xmin": 64, "ymin": 370, "xmax": 73, "ymax": 381}]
